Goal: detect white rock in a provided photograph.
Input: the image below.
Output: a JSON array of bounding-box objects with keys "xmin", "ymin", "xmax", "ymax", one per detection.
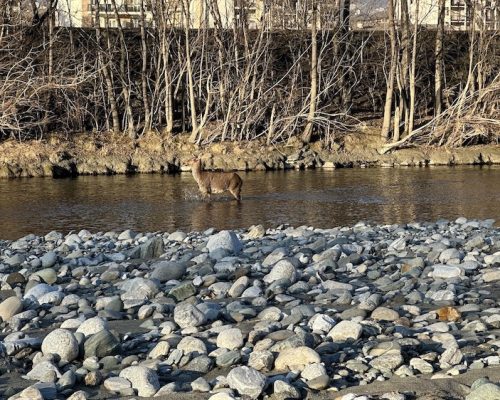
[
  {"xmin": 41, "ymin": 329, "xmax": 79, "ymax": 363},
  {"xmin": 217, "ymin": 328, "xmax": 244, "ymax": 350},
  {"xmin": 76, "ymin": 317, "xmax": 108, "ymax": 337},
  {"xmin": 119, "ymin": 366, "xmax": 160, "ymax": 397},
  {"xmin": 328, "ymin": 320, "xmax": 363, "ymax": 341}
]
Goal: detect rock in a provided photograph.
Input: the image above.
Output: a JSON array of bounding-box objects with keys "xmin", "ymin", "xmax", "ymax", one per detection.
[
  {"xmin": 483, "ymin": 270, "xmax": 500, "ymax": 282},
  {"xmin": 120, "ymin": 278, "xmax": 159, "ymax": 300},
  {"xmin": 66, "ymin": 391, "xmax": 88, "ymax": 400},
  {"xmin": 25, "ymin": 361, "xmax": 61, "ymax": 382},
  {"xmin": 206, "ymin": 230, "xmax": 242, "ymax": 254},
  {"xmin": 371, "ymin": 307, "xmax": 400, "ymax": 322},
  {"xmin": 6, "ymin": 272, "xmax": 26, "ymax": 286},
  {"xmin": 84, "ymin": 329, "xmax": 121, "ymax": 358},
  {"xmin": 410, "ymin": 358, "xmax": 434, "ymax": 374},
  {"xmin": 309, "ymin": 314, "xmax": 336, "ymax": 333},
  {"xmin": 9, "ymin": 386, "xmax": 44, "ymax": 400},
  {"xmin": 76, "ymin": 316, "xmax": 108, "ymax": 337},
  {"xmin": 40, "ymin": 251, "xmax": 58, "ymax": 268},
  {"xmin": 191, "ymin": 377, "xmax": 211, "ymax": 392},
  {"xmin": 85, "ymin": 370, "xmax": 103, "ymax": 386},
  {"xmin": 466, "ymin": 383, "xmax": 500, "ymax": 400},
  {"xmin": 228, "ymin": 276, "xmax": 250, "ymax": 298},
  {"xmin": 173, "ymin": 302, "xmax": 206, "ymax": 328},
  {"xmin": 178, "ymin": 336, "xmax": 207, "ymax": 355},
  {"xmin": 140, "ymin": 237, "xmax": 164, "ymax": 259},
  {"xmin": 301, "ymin": 363, "xmax": 327, "ymax": 380},
  {"xmin": 217, "ymin": 328, "xmax": 244, "ymax": 350},
  {"xmin": 119, "ymin": 366, "xmax": 160, "ymax": 397},
  {"xmin": 0, "ymin": 296, "xmax": 23, "ymax": 321},
  {"xmin": 33, "ymin": 268, "xmax": 57, "ymax": 284},
  {"xmin": 216, "ymin": 350, "xmax": 241, "ymax": 367},
  {"xmin": 169, "ymin": 282, "xmax": 196, "ymax": 302},
  {"xmin": 227, "ymin": 366, "xmax": 266, "ymax": 399},
  {"xmin": 248, "ymin": 351, "xmax": 274, "ymax": 371},
  {"xmin": 263, "ymin": 259, "xmax": 298, "ymax": 284},
  {"xmin": 150, "ymin": 261, "xmax": 186, "ymax": 282},
  {"xmin": 273, "ymin": 380, "xmax": 301, "ymax": 399},
  {"xmin": 436, "ymin": 306, "xmax": 461, "ymax": 322},
  {"xmin": 274, "ymin": 346, "xmax": 321, "ymax": 371},
  {"xmin": 370, "ymin": 351, "xmax": 404, "ymax": 372},
  {"xmin": 24, "ymin": 283, "xmax": 58, "ymax": 300},
  {"xmin": 246, "ymin": 225, "xmax": 266, "ymax": 239},
  {"xmin": 168, "ymin": 231, "xmax": 187, "ymax": 242},
  {"xmin": 328, "ymin": 320, "xmax": 363, "ymax": 341},
  {"xmin": 148, "ymin": 341, "xmax": 170, "ymax": 359},
  {"xmin": 41, "ymin": 329, "xmax": 79, "ymax": 363},
  {"xmin": 104, "ymin": 377, "xmax": 133, "ymax": 394},
  {"xmin": 431, "ymin": 265, "xmax": 464, "ymax": 279}
]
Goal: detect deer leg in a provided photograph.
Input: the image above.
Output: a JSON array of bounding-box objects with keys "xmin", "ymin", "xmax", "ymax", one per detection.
[{"xmin": 229, "ymin": 187, "xmax": 241, "ymax": 201}]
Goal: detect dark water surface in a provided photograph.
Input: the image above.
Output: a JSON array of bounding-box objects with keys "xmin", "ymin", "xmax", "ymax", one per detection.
[{"xmin": 0, "ymin": 166, "xmax": 499, "ymax": 240}]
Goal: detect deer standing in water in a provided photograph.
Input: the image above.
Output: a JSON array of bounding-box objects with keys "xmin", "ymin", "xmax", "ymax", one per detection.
[{"xmin": 190, "ymin": 158, "xmax": 243, "ymax": 201}]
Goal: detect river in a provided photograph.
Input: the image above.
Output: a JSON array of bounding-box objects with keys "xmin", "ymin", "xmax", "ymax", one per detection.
[{"xmin": 0, "ymin": 166, "xmax": 498, "ymax": 240}]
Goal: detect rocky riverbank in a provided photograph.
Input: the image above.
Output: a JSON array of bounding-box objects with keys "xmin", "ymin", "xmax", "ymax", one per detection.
[
  {"xmin": 1, "ymin": 132, "xmax": 500, "ymax": 178},
  {"xmin": 1, "ymin": 219, "xmax": 500, "ymax": 400}
]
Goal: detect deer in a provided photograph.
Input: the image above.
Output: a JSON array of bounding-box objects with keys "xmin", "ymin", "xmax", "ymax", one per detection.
[{"xmin": 190, "ymin": 158, "xmax": 243, "ymax": 201}]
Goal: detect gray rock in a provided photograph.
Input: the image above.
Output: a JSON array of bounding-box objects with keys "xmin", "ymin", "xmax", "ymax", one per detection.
[
  {"xmin": 169, "ymin": 282, "xmax": 196, "ymax": 302},
  {"xmin": 174, "ymin": 302, "xmax": 206, "ymax": 328},
  {"xmin": 227, "ymin": 366, "xmax": 266, "ymax": 399},
  {"xmin": 206, "ymin": 231, "xmax": 242, "ymax": 255},
  {"xmin": 150, "ymin": 261, "xmax": 186, "ymax": 282},
  {"xmin": 40, "ymin": 252, "xmax": 58, "ymax": 268},
  {"xmin": 103, "ymin": 377, "xmax": 133, "ymax": 394},
  {"xmin": 24, "ymin": 283, "xmax": 58, "ymax": 300},
  {"xmin": 84, "ymin": 330, "xmax": 121, "ymax": 358}
]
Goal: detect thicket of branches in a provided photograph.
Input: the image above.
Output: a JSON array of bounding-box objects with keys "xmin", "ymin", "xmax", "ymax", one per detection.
[{"xmin": 0, "ymin": 0, "xmax": 499, "ymax": 149}]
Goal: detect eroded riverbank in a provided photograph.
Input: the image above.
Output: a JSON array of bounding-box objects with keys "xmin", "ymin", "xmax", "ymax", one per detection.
[
  {"xmin": 1, "ymin": 132, "xmax": 500, "ymax": 179},
  {"xmin": 1, "ymin": 219, "xmax": 500, "ymax": 399}
]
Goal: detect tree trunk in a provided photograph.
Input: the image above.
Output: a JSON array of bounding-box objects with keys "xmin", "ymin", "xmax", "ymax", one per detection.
[
  {"xmin": 381, "ymin": 0, "xmax": 397, "ymax": 140},
  {"xmin": 434, "ymin": 0, "xmax": 445, "ymax": 116},
  {"xmin": 140, "ymin": 0, "xmax": 151, "ymax": 133},
  {"xmin": 408, "ymin": 0, "xmax": 419, "ymax": 134},
  {"xmin": 301, "ymin": 2, "xmax": 318, "ymax": 144}
]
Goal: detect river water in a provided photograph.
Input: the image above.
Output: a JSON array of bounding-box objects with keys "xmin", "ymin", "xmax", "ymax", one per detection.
[{"xmin": 0, "ymin": 166, "xmax": 498, "ymax": 240}]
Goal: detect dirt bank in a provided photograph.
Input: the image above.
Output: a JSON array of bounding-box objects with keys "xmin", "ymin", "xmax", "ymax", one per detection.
[{"xmin": 1, "ymin": 131, "xmax": 499, "ymax": 179}]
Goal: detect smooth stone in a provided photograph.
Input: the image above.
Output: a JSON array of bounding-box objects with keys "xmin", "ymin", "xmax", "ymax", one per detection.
[
  {"xmin": 150, "ymin": 261, "xmax": 186, "ymax": 282},
  {"xmin": 76, "ymin": 316, "xmax": 108, "ymax": 337},
  {"xmin": 371, "ymin": 307, "xmax": 400, "ymax": 322},
  {"xmin": 174, "ymin": 303, "xmax": 206, "ymax": 328},
  {"xmin": 119, "ymin": 366, "xmax": 160, "ymax": 397},
  {"xmin": 206, "ymin": 231, "xmax": 242, "ymax": 254},
  {"xmin": 466, "ymin": 383, "xmax": 500, "ymax": 400},
  {"xmin": 274, "ymin": 346, "xmax": 321, "ymax": 371},
  {"xmin": 217, "ymin": 328, "xmax": 244, "ymax": 350},
  {"xmin": 0, "ymin": 296, "xmax": 23, "ymax": 321},
  {"xmin": 41, "ymin": 329, "xmax": 79, "ymax": 363},
  {"xmin": 328, "ymin": 320, "xmax": 363, "ymax": 341},
  {"xmin": 227, "ymin": 366, "xmax": 266, "ymax": 399},
  {"xmin": 84, "ymin": 330, "xmax": 121, "ymax": 358}
]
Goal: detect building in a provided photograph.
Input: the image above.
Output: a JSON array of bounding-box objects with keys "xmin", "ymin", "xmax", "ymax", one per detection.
[{"xmin": 397, "ymin": 0, "xmax": 500, "ymax": 30}]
